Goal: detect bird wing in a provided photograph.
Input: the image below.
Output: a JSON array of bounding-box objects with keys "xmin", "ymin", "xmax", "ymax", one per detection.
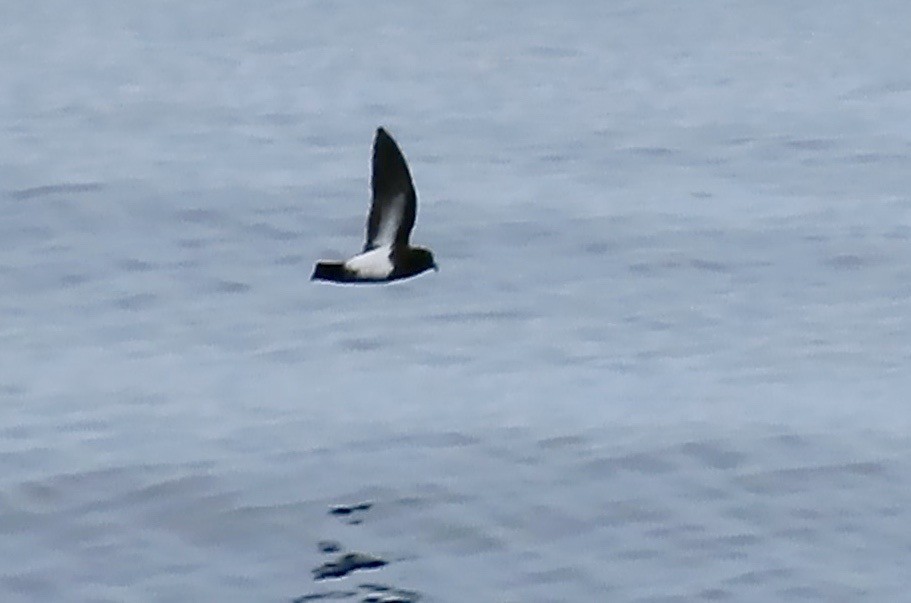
[{"xmin": 364, "ymin": 128, "xmax": 417, "ymax": 251}]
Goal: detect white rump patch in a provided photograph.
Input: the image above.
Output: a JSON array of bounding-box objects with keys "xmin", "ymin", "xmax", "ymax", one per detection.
[{"xmin": 344, "ymin": 246, "xmax": 394, "ymax": 280}]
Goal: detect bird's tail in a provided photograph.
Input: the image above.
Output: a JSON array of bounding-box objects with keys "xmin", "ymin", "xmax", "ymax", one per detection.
[{"xmin": 311, "ymin": 261, "xmax": 348, "ymax": 282}]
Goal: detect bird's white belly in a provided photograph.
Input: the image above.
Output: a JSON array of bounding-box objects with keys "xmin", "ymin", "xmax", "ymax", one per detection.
[{"xmin": 344, "ymin": 247, "xmax": 394, "ymax": 280}]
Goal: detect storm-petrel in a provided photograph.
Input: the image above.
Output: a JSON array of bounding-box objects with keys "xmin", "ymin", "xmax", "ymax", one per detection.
[{"xmin": 311, "ymin": 128, "xmax": 437, "ymax": 284}]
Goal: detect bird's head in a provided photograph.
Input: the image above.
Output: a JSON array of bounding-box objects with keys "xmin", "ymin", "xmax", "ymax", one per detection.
[{"xmin": 411, "ymin": 247, "xmax": 438, "ymax": 274}]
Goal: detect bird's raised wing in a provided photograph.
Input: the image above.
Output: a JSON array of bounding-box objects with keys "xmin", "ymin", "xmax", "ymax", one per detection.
[{"xmin": 364, "ymin": 128, "xmax": 417, "ymax": 251}]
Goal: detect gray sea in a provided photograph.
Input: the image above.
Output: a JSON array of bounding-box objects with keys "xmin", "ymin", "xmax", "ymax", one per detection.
[{"xmin": 2, "ymin": 1, "xmax": 911, "ymax": 601}]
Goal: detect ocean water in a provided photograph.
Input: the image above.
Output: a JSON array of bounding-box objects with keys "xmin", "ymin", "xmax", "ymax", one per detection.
[{"xmin": 2, "ymin": 1, "xmax": 911, "ymax": 601}]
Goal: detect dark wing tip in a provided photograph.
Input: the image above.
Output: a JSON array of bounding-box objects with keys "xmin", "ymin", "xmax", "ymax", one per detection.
[
  {"xmin": 375, "ymin": 127, "xmax": 393, "ymax": 147},
  {"xmin": 371, "ymin": 127, "xmax": 410, "ymax": 191},
  {"xmin": 373, "ymin": 127, "xmax": 398, "ymax": 157}
]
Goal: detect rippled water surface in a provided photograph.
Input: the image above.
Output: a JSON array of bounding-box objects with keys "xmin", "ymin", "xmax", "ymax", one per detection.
[{"xmin": 2, "ymin": 2, "xmax": 911, "ymax": 601}]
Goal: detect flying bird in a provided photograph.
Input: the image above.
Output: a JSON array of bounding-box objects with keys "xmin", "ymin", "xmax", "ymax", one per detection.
[{"xmin": 312, "ymin": 128, "xmax": 437, "ymax": 284}]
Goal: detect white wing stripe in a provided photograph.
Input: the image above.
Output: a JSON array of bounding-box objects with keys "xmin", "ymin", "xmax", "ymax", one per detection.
[{"xmin": 371, "ymin": 192, "xmax": 406, "ymax": 248}]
